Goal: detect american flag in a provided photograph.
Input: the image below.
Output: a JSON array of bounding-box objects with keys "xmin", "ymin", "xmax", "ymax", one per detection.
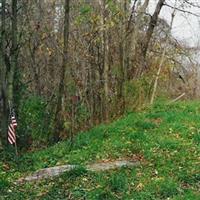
[{"xmin": 8, "ymin": 111, "xmax": 17, "ymax": 145}]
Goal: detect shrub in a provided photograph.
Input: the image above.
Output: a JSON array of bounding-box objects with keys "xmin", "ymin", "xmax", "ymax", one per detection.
[
  {"xmin": 0, "ymin": 179, "xmax": 9, "ymax": 192},
  {"xmin": 18, "ymin": 96, "xmax": 52, "ymax": 148}
]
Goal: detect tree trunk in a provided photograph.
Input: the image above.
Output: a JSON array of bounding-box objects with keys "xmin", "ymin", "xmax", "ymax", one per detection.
[
  {"xmin": 127, "ymin": 0, "xmax": 150, "ymax": 78},
  {"xmin": 0, "ymin": 0, "xmax": 7, "ymax": 147},
  {"xmin": 54, "ymin": 0, "xmax": 70, "ymax": 141},
  {"xmin": 8, "ymin": 0, "xmax": 18, "ymax": 107},
  {"xmin": 133, "ymin": 0, "xmax": 150, "ymax": 54},
  {"xmin": 150, "ymin": 4, "xmax": 176, "ymax": 105},
  {"xmin": 142, "ymin": 0, "xmax": 165, "ymax": 59},
  {"xmin": 118, "ymin": 0, "xmax": 128, "ymax": 114},
  {"xmin": 99, "ymin": 0, "xmax": 109, "ymax": 121},
  {"xmin": 136, "ymin": 0, "xmax": 165, "ymax": 77}
]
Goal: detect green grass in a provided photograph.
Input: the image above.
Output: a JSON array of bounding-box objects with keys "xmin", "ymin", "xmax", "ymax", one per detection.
[{"xmin": 0, "ymin": 100, "xmax": 200, "ymax": 199}]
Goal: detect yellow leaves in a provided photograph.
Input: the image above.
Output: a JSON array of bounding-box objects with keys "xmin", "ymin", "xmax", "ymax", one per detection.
[
  {"xmin": 110, "ymin": 20, "xmax": 115, "ymax": 28},
  {"xmin": 82, "ymin": 177, "xmax": 88, "ymax": 182},
  {"xmin": 169, "ymin": 127, "xmax": 173, "ymax": 134},
  {"xmin": 174, "ymin": 133, "xmax": 180, "ymax": 139},
  {"xmin": 136, "ymin": 172, "xmax": 143, "ymax": 177},
  {"xmin": 154, "ymin": 169, "xmax": 158, "ymax": 176},
  {"xmin": 46, "ymin": 47, "xmax": 52, "ymax": 56},
  {"xmin": 126, "ymin": 141, "xmax": 132, "ymax": 145},
  {"xmin": 38, "ymin": 44, "xmax": 53, "ymax": 57},
  {"xmin": 37, "ymin": 191, "xmax": 49, "ymax": 198},
  {"xmin": 152, "ymin": 177, "xmax": 164, "ymax": 182},
  {"xmin": 96, "ymin": 154, "xmax": 101, "ymax": 159},
  {"xmin": 38, "ymin": 43, "xmax": 44, "ymax": 52},
  {"xmin": 90, "ymin": 14, "xmax": 100, "ymax": 24},
  {"xmin": 2, "ymin": 163, "xmax": 10, "ymax": 171},
  {"xmin": 41, "ymin": 33, "xmax": 47, "ymax": 40},
  {"xmin": 64, "ymin": 121, "xmax": 70, "ymax": 130},
  {"xmin": 136, "ymin": 182, "xmax": 144, "ymax": 191}
]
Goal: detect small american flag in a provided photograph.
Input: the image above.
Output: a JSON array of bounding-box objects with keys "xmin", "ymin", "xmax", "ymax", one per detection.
[{"xmin": 8, "ymin": 111, "xmax": 17, "ymax": 145}]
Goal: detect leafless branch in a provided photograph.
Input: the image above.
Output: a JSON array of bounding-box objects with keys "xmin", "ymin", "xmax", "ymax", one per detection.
[
  {"xmin": 184, "ymin": 0, "xmax": 200, "ymax": 9},
  {"xmin": 164, "ymin": 3, "xmax": 200, "ymax": 17}
]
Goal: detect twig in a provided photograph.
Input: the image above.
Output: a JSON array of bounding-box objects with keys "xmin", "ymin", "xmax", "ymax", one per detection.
[
  {"xmin": 170, "ymin": 93, "xmax": 186, "ymax": 103},
  {"xmin": 164, "ymin": 3, "xmax": 200, "ymax": 17}
]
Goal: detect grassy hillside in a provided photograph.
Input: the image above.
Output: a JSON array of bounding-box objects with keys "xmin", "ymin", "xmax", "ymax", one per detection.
[{"xmin": 0, "ymin": 101, "xmax": 200, "ymax": 199}]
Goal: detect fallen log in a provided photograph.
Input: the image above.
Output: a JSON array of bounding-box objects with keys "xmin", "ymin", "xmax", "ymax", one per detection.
[{"xmin": 17, "ymin": 160, "xmax": 140, "ymax": 183}]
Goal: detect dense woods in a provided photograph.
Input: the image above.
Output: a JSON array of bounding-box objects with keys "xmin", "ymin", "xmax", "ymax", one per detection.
[{"xmin": 0, "ymin": 0, "xmax": 199, "ymax": 149}]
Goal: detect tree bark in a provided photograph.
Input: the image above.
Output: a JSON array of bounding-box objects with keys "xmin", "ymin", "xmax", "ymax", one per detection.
[
  {"xmin": 128, "ymin": 0, "xmax": 150, "ymax": 78},
  {"xmin": 133, "ymin": 0, "xmax": 150, "ymax": 51},
  {"xmin": 118, "ymin": 0, "xmax": 128, "ymax": 113},
  {"xmin": 150, "ymin": 4, "xmax": 176, "ymax": 105},
  {"xmin": 54, "ymin": 0, "xmax": 70, "ymax": 141},
  {"xmin": 8, "ymin": 0, "xmax": 18, "ymax": 107},
  {"xmin": 0, "ymin": 0, "xmax": 7, "ymax": 147},
  {"xmin": 142, "ymin": 0, "xmax": 165, "ymax": 59},
  {"xmin": 135, "ymin": 0, "xmax": 165, "ymax": 77},
  {"xmin": 99, "ymin": 0, "xmax": 109, "ymax": 121}
]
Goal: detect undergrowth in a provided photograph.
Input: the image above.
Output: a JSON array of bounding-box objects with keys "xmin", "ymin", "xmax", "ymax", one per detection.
[{"xmin": 0, "ymin": 100, "xmax": 200, "ymax": 199}]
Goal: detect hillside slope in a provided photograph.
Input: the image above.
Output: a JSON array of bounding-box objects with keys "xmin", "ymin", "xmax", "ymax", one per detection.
[{"xmin": 1, "ymin": 101, "xmax": 200, "ymax": 199}]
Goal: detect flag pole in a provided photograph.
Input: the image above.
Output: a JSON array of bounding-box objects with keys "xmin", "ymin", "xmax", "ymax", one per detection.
[{"xmin": 14, "ymin": 142, "xmax": 18, "ymax": 156}]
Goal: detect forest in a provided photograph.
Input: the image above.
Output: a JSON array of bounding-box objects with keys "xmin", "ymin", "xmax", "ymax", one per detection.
[{"xmin": 0, "ymin": 0, "xmax": 200, "ymax": 199}]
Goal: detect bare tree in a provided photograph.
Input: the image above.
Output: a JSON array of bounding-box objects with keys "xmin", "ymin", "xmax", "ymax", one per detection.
[
  {"xmin": 0, "ymin": 0, "xmax": 7, "ymax": 147},
  {"xmin": 142, "ymin": 0, "xmax": 165, "ymax": 59},
  {"xmin": 54, "ymin": 0, "xmax": 70, "ymax": 141},
  {"xmin": 7, "ymin": 0, "xmax": 18, "ymax": 107},
  {"xmin": 150, "ymin": 1, "xmax": 176, "ymax": 104}
]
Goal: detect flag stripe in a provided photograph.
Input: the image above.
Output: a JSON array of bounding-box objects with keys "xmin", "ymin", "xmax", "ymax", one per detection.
[
  {"xmin": 8, "ymin": 134, "xmax": 15, "ymax": 144},
  {"xmin": 8, "ymin": 130, "xmax": 15, "ymax": 142},
  {"xmin": 8, "ymin": 127, "xmax": 15, "ymax": 140},
  {"xmin": 8, "ymin": 137, "xmax": 14, "ymax": 145},
  {"xmin": 8, "ymin": 112, "xmax": 17, "ymax": 145},
  {"xmin": 8, "ymin": 129, "xmax": 16, "ymax": 143},
  {"xmin": 8, "ymin": 127, "xmax": 16, "ymax": 139}
]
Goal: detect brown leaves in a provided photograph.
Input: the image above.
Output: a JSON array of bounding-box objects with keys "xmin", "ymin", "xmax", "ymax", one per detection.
[{"xmin": 3, "ymin": 163, "xmax": 10, "ymax": 171}]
